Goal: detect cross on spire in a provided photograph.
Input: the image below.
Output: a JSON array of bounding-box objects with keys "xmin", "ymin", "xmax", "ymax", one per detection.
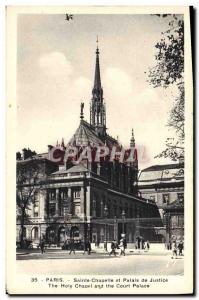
[{"xmin": 96, "ymin": 35, "xmax": 99, "ymax": 50}]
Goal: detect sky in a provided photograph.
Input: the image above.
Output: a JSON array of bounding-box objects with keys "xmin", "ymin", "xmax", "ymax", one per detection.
[{"xmin": 17, "ymin": 13, "xmax": 180, "ymax": 169}]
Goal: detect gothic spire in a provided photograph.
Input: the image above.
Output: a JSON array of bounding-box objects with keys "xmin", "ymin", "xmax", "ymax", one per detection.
[
  {"xmin": 90, "ymin": 39, "xmax": 106, "ymax": 138},
  {"xmin": 94, "ymin": 42, "xmax": 101, "ymax": 89},
  {"xmin": 61, "ymin": 137, "xmax": 65, "ymax": 148},
  {"xmin": 80, "ymin": 102, "xmax": 84, "ymax": 120},
  {"xmin": 130, "ymin": 129, "xmax": 135, "ymax": 147}
]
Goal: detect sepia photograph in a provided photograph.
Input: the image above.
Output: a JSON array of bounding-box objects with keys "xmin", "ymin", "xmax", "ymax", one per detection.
[{"xmin": 6, "ymin": 5, "xmax": 193, "ymax": 295}]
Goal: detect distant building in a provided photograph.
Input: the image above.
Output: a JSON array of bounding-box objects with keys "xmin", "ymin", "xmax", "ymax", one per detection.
[
  {"xmin": 17, "ymin": 45, "xmax": 161, "ymax": 248},
  {"xmin": 138, "ymin": 161, "xmax": 184, "ymax": 244}
]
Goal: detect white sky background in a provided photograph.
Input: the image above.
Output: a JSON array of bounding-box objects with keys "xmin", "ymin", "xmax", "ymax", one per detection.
[{"xmin": 17, "ymin": 13, "xmax": 181, "ymax": 169}]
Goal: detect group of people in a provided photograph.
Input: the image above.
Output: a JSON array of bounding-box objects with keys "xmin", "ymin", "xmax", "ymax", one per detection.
[
  {"xmin": 38, "ymin": 237, "xmax": 183, "ymax": 258},
  {"xmin": 171, "ymin": 240, "xmax": 184, "ymax": 258},
  {"xmin": 68, "ymin": 239, "xmax": 92, "ymax": 255},
  {"xmin": 135, "ymin": 236, "xmax": 150, "ymax": 251},
  {"xmin": 39, "ymin": 239, "xmax": 92, "ymax": 255},
  {"xmin": 109, "ymin": 238, "xmax": 127, "ymax": 256}
]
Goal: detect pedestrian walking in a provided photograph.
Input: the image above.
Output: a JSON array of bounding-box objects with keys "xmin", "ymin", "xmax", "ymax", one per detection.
[
  {"xmin": 178, "ymin": 240, "xmax": 183, "ymax": 256},
  {"xmin": 141, "ymin": 237, "xmax": 145, "ymax": 250},
  {"xmin": 39, "ymin": 239, "xmax": 45, "ymax": 254},
  {"xmin": 69, "ymin": 239, "xmax": 75, "ymax": 255},
  {"xmin": 146, "ymin": 240, "xmax": 150, "ymax": 251},
  {"xmin": 109, "ymin": 240, "xmax": 117, "ymax": 256},
  {"xmin": 87, "ymin": 240, "xmax": 91, "ymax": 255},
  {"xmin": 123, "ymin": 238, "xmax": 127, "ymax": 250},
  {"xmin": 119, "ymin": 239, "xmax": 125, "ymax": 256},
  {"xmin": 171, "ymin": 241, "xmax": 177, "ymax": 259},
  {"xmin": 83, "ymin": 240, "xmax": 87, "ymax": 255},
  {"xmin": 136, "ymin": 236, "xmax": 141, "ymax": 249}
]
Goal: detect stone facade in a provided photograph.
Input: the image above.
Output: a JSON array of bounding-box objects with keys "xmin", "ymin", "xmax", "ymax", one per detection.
[
  {"xmin": 16, "ymin": 45, "xmax": 161, "ymax": 248},
  {"xmin": 138, "ymin": 162, "xmax": 184, "ymax": 243}
]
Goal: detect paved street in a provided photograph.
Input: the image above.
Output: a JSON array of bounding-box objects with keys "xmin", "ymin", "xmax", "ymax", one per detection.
[{"xmin": 16, "ymin": 249, "xmax": 184, "ymax": 276}]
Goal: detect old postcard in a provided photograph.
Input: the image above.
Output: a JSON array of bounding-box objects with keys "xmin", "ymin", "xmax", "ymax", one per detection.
[{"xmin": 6, "ymin": 6, "xmax": 193, "ymax": 295}]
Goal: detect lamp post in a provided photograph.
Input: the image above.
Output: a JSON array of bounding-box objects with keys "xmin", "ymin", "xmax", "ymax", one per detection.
[
  {"xmin": 104, "ymin": 205, "xmax": 108, "ymax": 251},
  {"xmin": 122, "ymin": 210, "xmax": 126, "ymax": 237}
]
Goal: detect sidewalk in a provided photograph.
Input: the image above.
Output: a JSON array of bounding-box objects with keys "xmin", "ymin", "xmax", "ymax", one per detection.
[
  {"xmin": 92, "ymin": 247, "xmax": 171, "ymax": 255},
  {"xmin": 16, "ymin": 246, "xmax": 175, "ymax": 257}
]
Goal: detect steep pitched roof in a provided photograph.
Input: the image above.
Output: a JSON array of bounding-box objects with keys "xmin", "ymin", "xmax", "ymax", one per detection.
[
  {"xmin": 67, "ymin": 119, "xmax": 119, "ymax": 148},
  {"xmin": 67, "ymin": 120, "xmax": 102, "ymax": 146}
]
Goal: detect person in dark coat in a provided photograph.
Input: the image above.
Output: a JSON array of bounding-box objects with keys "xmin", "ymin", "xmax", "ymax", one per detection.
[
  {"xmin": 136, "ymin": 236, "xmax": 141, "ymax": 249},
  {"xmin": 83, "ymin": 240, "xmax": 87, "ymax": 255},
  {"xmin": 123, "ymin": 238, "xmax": 127, "ymax": 250},
  {"xmin": 109, "ymin": 240, "xmax": 117, "ymax": 256},
  {"xmin": 141, "ymin": 237, "xmax": 145, "ymax": 250},
  {"xmin": 87, "ymin": 240, "xmax": 91, "ymax": 255},
  {"xmin": 178, "ymin": 241, "xmax": 183, "ymax": 256},
  {"xmin": 69, "ymin": 239, "xmax": 75, "ymax": 255},
  {"xmin": 40, "ymin": 240, "xmax": 45, "ymax": 254}
]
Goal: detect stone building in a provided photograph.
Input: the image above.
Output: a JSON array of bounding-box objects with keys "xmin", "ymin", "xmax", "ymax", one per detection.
[
  {"xmin": 17, "ymin": 45, "xmax": 161, "ymax": 248},
  {"xmin": 138, "ymin": 161, "xmax": 184, "ymax": 244}
]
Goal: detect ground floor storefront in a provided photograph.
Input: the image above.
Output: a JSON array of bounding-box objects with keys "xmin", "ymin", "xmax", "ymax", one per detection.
[{"xmin": 17, "ymin": 216, "xmax": 175, "ymax": 249}]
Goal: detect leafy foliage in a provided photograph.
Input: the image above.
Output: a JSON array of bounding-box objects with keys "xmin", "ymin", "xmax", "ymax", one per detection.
[
  {"xmin": 148, "ymin": 15, "xmax": 184, "ymax": 88},
  {"xmin": 148, "ymin": 15, "xmax": 184, "ymax": 161},
  {"xmin": 16, "ymin": 152, "xmax": 22, "ymax": 160},
  {"xmin": 16, "ymin": 148, "xmax": 37, "ymax": 161},
  {"xmin": 17, "ymin": 159, "xmax": 41, "ymax": 247}
]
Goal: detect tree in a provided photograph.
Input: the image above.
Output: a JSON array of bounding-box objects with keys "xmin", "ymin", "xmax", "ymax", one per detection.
[
  {"xmin": 22, "ymin": 148, "xmax": 37, "ymax": 160},
  {"xmin": 16, "ymin": 148, "xmax": 37, "ymax": 161},
  {"xmin": 16, "ymin": 152, "xmax": 22, "ymax": 161},
  {"xmin": 159, "ymin": 84, "xmax": 184, "ymax": 161},
  {"xmin": 147, "ymin": 14, "xmax": 184, "ymax": 161},
  {"xmin": 16, "ymin": 159, "xmax": 41, "ymax": 248}
]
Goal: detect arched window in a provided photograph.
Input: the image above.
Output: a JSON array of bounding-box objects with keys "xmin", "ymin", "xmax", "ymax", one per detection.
[{"xmin": 32, "ymin": 227, "xmax": 39, "ymax": 239}]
